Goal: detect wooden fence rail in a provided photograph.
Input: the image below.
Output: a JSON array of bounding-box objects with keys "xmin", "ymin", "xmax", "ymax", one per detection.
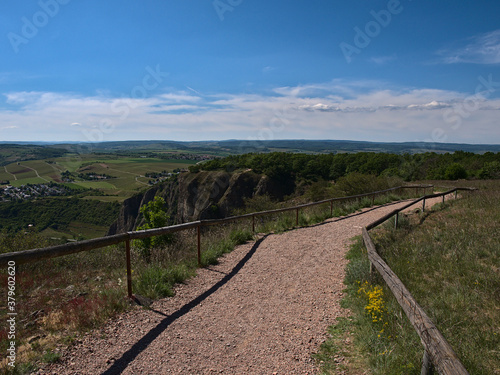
[
  {"xmin": 362, "ymin": 187, "xmax": 475, "ymax": 375},
  {"xmin": 0, "ymin": 184, "xmax": 431, "ymax": 269},
  {"xmin": 0, "ymin": 185, "xmax": 433, "ymax": 300}
]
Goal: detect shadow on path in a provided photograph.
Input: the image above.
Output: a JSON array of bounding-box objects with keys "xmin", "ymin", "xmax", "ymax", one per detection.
[{"xmin": 102, "ymin": 235, "xmax": 268, "ymax": 375}]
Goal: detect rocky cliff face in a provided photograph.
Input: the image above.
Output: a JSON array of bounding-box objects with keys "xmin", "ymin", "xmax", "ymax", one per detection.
[{"xmin": 107, "ymin": 170, "xmax": 271, "ymax": 235}]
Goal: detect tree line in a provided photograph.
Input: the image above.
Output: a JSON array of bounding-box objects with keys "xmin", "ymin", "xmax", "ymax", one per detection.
[{"xmin": 190, "ymin": 151, "xmax": 500, "ymax": 182}]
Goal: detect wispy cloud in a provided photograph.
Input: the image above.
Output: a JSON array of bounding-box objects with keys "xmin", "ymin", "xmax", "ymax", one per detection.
[
  {"xmin": 1, "ymin": 82, "xmax": 500, "ymax": 144},
  {"xmin": 299, "ymin": 100, "xmax": 454, "ymax": 113},
  {"xmin": 437, "ymin": 29, "xmax": 500, "ymax": 65},
  {"xmin": 262, "ymin": 66, "xmax": 275, "ymax": 73},
  {"xmin": 369, "ymin": 55, "xmax": 396, "ymax": 65}
]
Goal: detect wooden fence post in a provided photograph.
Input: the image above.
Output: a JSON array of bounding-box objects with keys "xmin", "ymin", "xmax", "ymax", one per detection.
[
  {"xmin": 330, "ymin": 200, "xmax": 334, "ymax": 217},
  {"xmin": 421, "ymin": 350, "xmax": 434, "ymax": 375},
  {"xmin": 125, "ymin": 239, "xmax": 133, "ymax": 300},
  {"xmin": 394, "ymin": 212, "xmax": 399, "ymax": 229},
  {"xmin": 296, "ymin": 208, "xmax": 299, "ymax": 226},
  {"xmin": 197, "ymin": 225, "xmax": 201, "ymax": 267},
  {"xmin": 422, "ymin": 198, "xmax": 426, "ymax": 212},
  {"xmin": 252, "ymin": 214, "xmax": 255, "ymax": 233}
]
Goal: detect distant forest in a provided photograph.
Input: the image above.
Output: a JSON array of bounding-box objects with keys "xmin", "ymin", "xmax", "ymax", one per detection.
[
  {"xmin": 0, "ymin": 198, "xmax": 120, "ymax": 234},
  {"xmin": 191, "ymin": 151, "xmax": 500, "ymax": 181}
]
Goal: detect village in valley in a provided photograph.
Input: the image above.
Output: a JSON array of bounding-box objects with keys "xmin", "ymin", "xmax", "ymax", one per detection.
[{"xmin": 0, "ymin": 183, "xmax": 74, "ymax": 202}]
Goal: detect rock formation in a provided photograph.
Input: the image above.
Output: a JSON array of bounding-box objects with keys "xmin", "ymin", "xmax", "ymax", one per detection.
[{"xmin": 107, "ymin": 169, "xmax": 282, "ymax": 235}]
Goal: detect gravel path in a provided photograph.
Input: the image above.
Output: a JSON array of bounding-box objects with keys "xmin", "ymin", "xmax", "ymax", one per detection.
[{"xmin": 41, "ymin": 198, "xmax": 442, "ymax": 375}]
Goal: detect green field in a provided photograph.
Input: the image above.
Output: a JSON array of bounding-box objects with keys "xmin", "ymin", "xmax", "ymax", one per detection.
[
  {"xmin": 0, "ymin": 155, "xmax": 196, "ymax": 201},
  {"xmin": 40, "ymin": 221, "xmax": 109, "ymax": 239}
]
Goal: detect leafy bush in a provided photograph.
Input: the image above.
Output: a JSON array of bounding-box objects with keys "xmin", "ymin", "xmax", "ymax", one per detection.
[
  {"xmin": 333, "ymin": 173, "xmax": 401, "ymax": 196},
  {"xmin": 135, "ymin": 196, "xmax": 173, "ymax": 262},
  {"xmin": 444, "ymin": 163, "xmax": 467, "ymax": 180}
]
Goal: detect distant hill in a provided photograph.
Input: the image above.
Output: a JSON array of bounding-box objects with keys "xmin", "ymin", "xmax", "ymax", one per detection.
[
  {"xmin": 209, "ymin": 139, "xmax": 500, "ymax": 154},
  {"xmin": 33, "ymin": 139, "xmax": 500, "ymax": 154},
  {"xmin": 2, "ymin": 139, "xmax": 500, "ymax": 160},
  {"xmin": 0, "ymin": 144, "xmax": 67, "ymax": 166}
]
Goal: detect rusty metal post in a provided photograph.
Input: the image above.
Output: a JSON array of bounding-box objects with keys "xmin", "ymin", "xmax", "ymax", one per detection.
[
  {"xmin": 125, "ymin": 239, "xmax": 133, "ymax": 299},
  {"xmin": 296, "ymin": 208, "xmax": 299, "ymax": 226},
  {"xmin": 197, "ymin": 225, "xmax": 201, "ymax": 267}
]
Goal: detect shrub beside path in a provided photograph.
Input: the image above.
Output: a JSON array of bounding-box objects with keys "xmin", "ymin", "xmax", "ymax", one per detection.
[{"xmin": 42, "ymin": 198, "xmax": 444, "ymax": 374}]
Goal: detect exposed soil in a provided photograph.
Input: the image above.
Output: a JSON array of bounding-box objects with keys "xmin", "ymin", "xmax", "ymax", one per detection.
[{"xmin": 40, "ymin": 198, "xmax": 444, "ymax": 375}]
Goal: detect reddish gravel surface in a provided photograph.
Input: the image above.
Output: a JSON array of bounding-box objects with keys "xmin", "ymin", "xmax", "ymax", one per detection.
[{"xmin": 41, "ymin": 198, "xmax": 443, "ymax": 375}]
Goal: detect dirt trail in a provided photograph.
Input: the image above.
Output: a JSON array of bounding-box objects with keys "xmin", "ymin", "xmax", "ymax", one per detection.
[{"xmin": 41, "ymin": 197, "xmax": 444, "ymax": 375}]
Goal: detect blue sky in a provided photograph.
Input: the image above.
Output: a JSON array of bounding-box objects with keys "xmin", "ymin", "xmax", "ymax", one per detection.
[{"xmin": 1, "ymin": 0, "xmax": 500, "ymax": 144}]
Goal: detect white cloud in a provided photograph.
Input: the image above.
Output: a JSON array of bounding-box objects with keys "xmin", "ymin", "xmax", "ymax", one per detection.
[
  {"xmin": 369, "ymin": 55, "xmax": 396, "ymax": 65},
  {"xmin": 437, "ymin": 29, "xmax": 500, "ymax": 65},
  {"xmin": 1, "ymin": 82, "xmax": 500, "ymax": 144}
]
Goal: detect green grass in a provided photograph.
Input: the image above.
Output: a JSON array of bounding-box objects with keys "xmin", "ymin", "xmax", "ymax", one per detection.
[
  {"xmin": 131, "ymin": 227, "xmax": 255, "ymax": 300},
  {"xmin": 318, "ymin": 180, "xmax": 499, "ymax": 374},
  {"xmin": 72, "ymin": 181, "xmax": 118, "ymax": 189},
  {"xmin": 133, "ymin": 264, "xmax": 196, "ymax": 299},
  {"xmin": 41, "ymin": 350, "xmax": 61, "ymax": 364},
  {"xmin": 9, "ymin": 178, "xmax": 49, "ymax": 186},
  {"xmin": 0, "ymin": 233, "xmax": 130, "ymax": 373}
]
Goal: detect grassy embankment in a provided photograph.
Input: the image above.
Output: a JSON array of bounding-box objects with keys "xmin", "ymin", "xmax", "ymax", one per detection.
[
  {"xmin": 316, "ymin": 180, "xmax": 499, "ymax": 374},
  {"xmin": 0, "ymin": 176, "xmax": 413, "ymax": 373}
]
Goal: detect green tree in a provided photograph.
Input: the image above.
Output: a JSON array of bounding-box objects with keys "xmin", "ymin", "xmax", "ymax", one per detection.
[
  {"xmin": 135, "ymin": 196, "xmax": 172, "ymax": 262},
  {"xmin": 479, "ymin": 161, "xmax": 500, "ymax": 179},
  {"xmin": 444, "ymin": 163, "xmax": 467, "ymax": 180}
]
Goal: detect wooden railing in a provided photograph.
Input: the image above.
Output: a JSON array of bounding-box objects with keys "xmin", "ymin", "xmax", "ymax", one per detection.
[
  {"xmin": 0, "ymin": 185, "xmax": 430, "ymax": 297},
  {"xmin": 362, "ymin": 187, "xmax": 475, "ymax": 375}
]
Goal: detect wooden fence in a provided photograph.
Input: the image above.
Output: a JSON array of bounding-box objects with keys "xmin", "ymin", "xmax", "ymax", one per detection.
[
  {"xmin": 0, "ymin": 184, "xmax": 474, "ymax": 373},
  {"xmin": 362, "ymin": 187, "xmax": 475, "ymax": 375},
  {"xmin": 0, "ymin": 185, "xmax": 430, "ymax": 297}
]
